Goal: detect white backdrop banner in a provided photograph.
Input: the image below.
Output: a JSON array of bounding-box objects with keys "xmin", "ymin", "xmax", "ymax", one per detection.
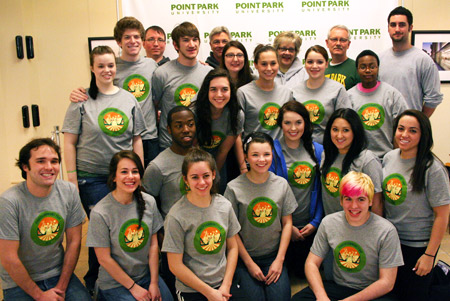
[{"xmin": 122, "ymin": 0, "xmax": 397, "ymax": 63}]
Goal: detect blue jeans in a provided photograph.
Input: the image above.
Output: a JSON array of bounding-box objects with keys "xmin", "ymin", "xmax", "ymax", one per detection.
[
  {"xmin": 99, "ymin": 275, "xmax": 173, "ymax": 301},
  {"xmin": 234, "ymin": 254, "xmax": 291, "ymax": 301},
  {"xmin": 292, "ymin": 280, "xmax": 398, "ymax": 301},
  {"xmin": 3, "ymin": 273, "xmax": 91, "ymax": 301},
  {"xmin": 78, "ymin": 175, "xmax": 110, "ymax": 291}
]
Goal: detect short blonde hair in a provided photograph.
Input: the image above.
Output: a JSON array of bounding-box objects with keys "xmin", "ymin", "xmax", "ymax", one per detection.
[
  {"xmin": 339, "ymin": 171, "xmax": 374, "ymax": 202},
  {"xmin": 273, "ymin": 31, "xmax": 302, "ymax": 56}
]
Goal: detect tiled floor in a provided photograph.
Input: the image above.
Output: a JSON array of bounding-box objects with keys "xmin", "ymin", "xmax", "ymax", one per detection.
[{"xmin": 1, "ymin": 222, "xmax": 449, "ymax": 299}]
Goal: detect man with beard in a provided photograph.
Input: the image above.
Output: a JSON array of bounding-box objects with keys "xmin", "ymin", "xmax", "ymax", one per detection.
[{"xmin": 379, "ymin": 6, "xmax": 442, "ymax": 117}]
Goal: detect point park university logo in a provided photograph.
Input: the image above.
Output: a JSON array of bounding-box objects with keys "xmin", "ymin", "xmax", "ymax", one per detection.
[
  {"xmin": 119, "ymin": 219, "xmax": 150, "ymax": 252},
  {"xmin": 123, "ymin": 74, "xmax": 150, "ymax": 102},
  {"xmin": 31, "ymin": 211, "xmax": 64, "ymax": 246},
  {"xmin": 247, "ymin": 197, "xmax": 278, "ymax": 228},
  {"xmin": 383, "ymin": 173, "xmax": 407, "ymax": 206},
  {"xmin": 194, "ymin": 221, "xmax": 226, "ymax": 254},
  {"xmin": 334, "ymin": 240, "xmax": 366, "ymax": 273}
]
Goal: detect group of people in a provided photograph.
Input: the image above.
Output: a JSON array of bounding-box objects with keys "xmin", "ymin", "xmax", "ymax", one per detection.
[{"xmin": 0, "ymin": 5, "xmax": 449, "ymax": 301}]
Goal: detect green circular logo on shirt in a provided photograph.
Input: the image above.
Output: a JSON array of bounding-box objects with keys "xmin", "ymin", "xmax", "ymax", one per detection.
[
  {"xmin": 119, "ymin": 219, "xmax": 150, "ymax": 252},
  {"xmin": 323, "ymin": 167, "xmax": 342, "ymax": 197},
  {"xmin": 247, "ymin": 197, "xmax": 278, "ymax": 228},
  {"xmin": 30, "ymin": 211, "xmax": 65, "ymax": 246},
  {"xmin": 123, "ymin": 74, "xmax": 150, "ymax": 102},
  {"xmin": 383, "ymin": 173, "xmax": 408, "ymax": 206},
  {"xmin": 358, "ymin": 103, "xmax": 385, "ymax": 130},
  {"xmin": 203, "ymin": 131, "xmax": 226, "ymax": 150},
  {"xmin": 98, "ymin": 108, "xmax": 129, "ymax": 136},
  {"xmin": 174, "ymin": 83, "xmax": 198, "ymax": 107},
  {"xmin": 303, "ymin": 100, "xmax": 325, "ymax": 125},
  {"xmin": 194, "ymin": 221, "xmax": 226, "ymax": 255},
  {"xmin": 258, "ymin": 102, "xmax": 281, "ymax": 130},
  {"xmin": 288, "ymin": 161, "xmax": 315, "ymax": 189},
  {"xmin": 334, "ymin": 241, "xmax": 366, "ymax": 273}
]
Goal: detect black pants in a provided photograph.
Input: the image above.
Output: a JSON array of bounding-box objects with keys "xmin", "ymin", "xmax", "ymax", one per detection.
[{"xmin": 394, "ymin": 244, "xmax": 435, "ymax": 301}]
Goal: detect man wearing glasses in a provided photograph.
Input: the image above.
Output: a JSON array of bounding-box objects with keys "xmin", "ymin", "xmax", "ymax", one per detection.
[
  {"xmin": 144, "ymin": 25, "xmax": 170, "ymax": 66},
  {"xmin": 325, "ymin": 25, "xmax": 360, "ymax": 90},
  {"xmin": 206, "ymin": 26, "xmax": 230, "ymax": 68}
]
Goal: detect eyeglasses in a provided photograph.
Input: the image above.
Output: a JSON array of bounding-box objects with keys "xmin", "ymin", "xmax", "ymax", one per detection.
[
  {"xmin": 212, "ymin": 39, "xmax": 229, "ymax": 45},
  {"xmin": 225, "ymin": 53, "xmax": 244, "ymax": 59},
  {"xmin": 328, "ymin": 38, "xmax": 349, "ymax": 43},
  {"xmin": 278, "ymin": 47, "xmax": 296, "ymax": 53},
  {"xmin": 145, "ymin": 38, "xmax": 165, "ymax": 44}
]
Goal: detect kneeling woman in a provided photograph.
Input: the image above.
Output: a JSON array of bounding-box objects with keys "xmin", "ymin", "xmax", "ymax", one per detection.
[
  {"xmin": 162, "ymin": 148, "xmax": 240, "ymax": 301},
  {"xmin": 224, "ymin": 132, "xmax": 297, "ymax": 301},
  {"xmin": 292, "ymin": 171, "xmax": 403, "ymax": 301},
  {"xmin": 86, "ymin": 150, "xmax": 172, "ymax": 301}
]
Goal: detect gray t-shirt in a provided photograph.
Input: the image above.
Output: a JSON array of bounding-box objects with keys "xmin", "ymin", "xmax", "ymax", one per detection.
[
  {"xmin": 142, "ymin": 148, "xmax": 188, "ymax": 218},
  {"xmin": 86, "ymin": 192, "xmax": 163, "ymax": 290},
  {"xmin": 279, "ymin": 138, "xmax": 317, "ymax": 227},
  {"xmin": 382, "ymin": 149, "xmax": 450, "ymax": 247},
  {"xmin": 237, "ymin": 81, "xmax": 293, "ymax": 141},
  {"xmin": 322, "ymin": 150, "xmax": 382, "ymax": 216},
  {"xmin": 349, "ymin": 82, "xmax": 408, "ymax": 158},
  {"xmin": 162, "ymin": 194, "xmax": 241, "ymax": 293},
  {"xmin": 62, "ymin": 88, "xmax": 147, "ymax": 175},
  {"xmin": 115, "ymin": 57, "xmax": 158, "ymax": 140},
  {"xmin": 379, "ymin": 47, "xmax": 443, "ymax": 110},
  {"xmin": 292, "ymin": 78, "xmax": 351, "ymax": 144},
  {"xmin": 0, "ymin": 181, "xmax": 86, "ymax": 289},
  {"xmin": 199, "ymin": 108, "xmax": 244, "ymax": 157},
  {"xmin": 311, "ymin": 211, "xmax": 403, "ymax": 291},
  {"xmin": 275, "ymin": 57, "xmax": 308, "ymax": 90},
  {"xmin": 152, "ymin": 60, "xmax": 212, "ymax": 148},
  {"xmin": 224, "ymin": 172, "xmax": 297, "ymax": 257}
]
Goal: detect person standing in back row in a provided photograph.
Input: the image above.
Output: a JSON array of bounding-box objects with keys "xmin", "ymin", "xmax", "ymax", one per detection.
[{"xmin": 379, "ymin": 6, "xmax": 443, "ymax": 117}]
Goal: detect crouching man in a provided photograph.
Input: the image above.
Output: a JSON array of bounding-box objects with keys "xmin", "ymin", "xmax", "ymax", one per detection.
[
  {"xmin": 292, "ymin": 171, "xmax": 403, "ymax": 301},
  {"xmin": 0, "ymin": 138, "xmax": 90, "ymax": 300}
]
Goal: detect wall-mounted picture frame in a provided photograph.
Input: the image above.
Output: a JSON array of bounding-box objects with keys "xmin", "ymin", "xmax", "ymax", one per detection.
[
  {"xmin": 411, "ymin": 30, "xmax": 450, "ymax": 83},
  {"xmin": 88, "ymin": 37, "xmax": 121, "ymax": 57}
]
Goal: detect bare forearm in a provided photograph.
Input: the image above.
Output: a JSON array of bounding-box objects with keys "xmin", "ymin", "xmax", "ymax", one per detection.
[
  {"xmin": 305, "ymin": 261, "xmax": 329, "ymax": 300},
  {"xmin": 1, "ymin": 257, "xmax": 44, "ymax": 299},
  {"xmin": 422, "ymin": 105, "xmax": 435, "ymax": 118},
  {"xmin": 63, "ymin": 138, "xmax": 78, "ymax": 186},
  {"xmin": 234, "ymin": 136, "xmax": 247, "ymax": 173},
  {"xmin": 169, "ymin": 260, "xmax": 215, "ymax": 298},
  {"xmin": 426, "ymin": 213, "xmax": 449, "ymax": 255},
  {"xmin": 276, "ymin": 216, "xmax": 292, "ymax": 262},
  {"xmin": 97, "ymin": 254, "xmax": 135, "ymax": 289},
  {"xmin": 235, "ymin": 235, "xmax": 254, "ymax": 267},
  {"xmin": 132, "ymin": 136, "xmax": 144, "ymax": 166},
  {"xmin": 344, "ymin": 278, "xmax": 393, "ymax": 301},
  {"xmin": 371, "ymin": 193, "xmax": 383, "ymax": 217},
  {"xmin": 222, "ymin": 238, "xmax": 239, "ymax": 288},
  {"xmin": 149, "ymin": 235, "xmax": 160, "ymax": 285},
  {"xmin": 55, "ymin": 239, "xmax": 81, "ymax": 291}
]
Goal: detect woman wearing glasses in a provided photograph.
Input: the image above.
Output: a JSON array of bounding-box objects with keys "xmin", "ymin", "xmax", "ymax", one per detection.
[{"xmin": 273, "ymin": 31, "xmax": 308, "ymax": 90}]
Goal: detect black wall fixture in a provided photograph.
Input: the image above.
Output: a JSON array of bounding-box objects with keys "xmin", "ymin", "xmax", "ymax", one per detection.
[{"xmin": 15, "ymin": 36, "xmax": 24, "ymax": 59}]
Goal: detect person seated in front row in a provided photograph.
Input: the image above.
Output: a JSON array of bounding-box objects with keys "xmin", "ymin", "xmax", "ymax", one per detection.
[{"xmin": 292, "ymin": 171, "xmax": 403, "ymax": 301}]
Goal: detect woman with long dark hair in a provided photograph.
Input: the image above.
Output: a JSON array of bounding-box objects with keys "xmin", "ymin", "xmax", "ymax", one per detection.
[
  {"xmin": 383, "ymin": 110, "xmax": 450, "ymax": 300},
  {"xmin": 194, "ymin": 68, "xmax": 245, "ymax": 189},
  {"xmin": 269, "ymin": 100, "xmax": 324, "ymax": 278},
  {"xmin": 220, "ymin": 41, "xmax": 254, "ymax": 89},
  {"xmin": 321, "ymin": 108, "xmax": 382, "ymax": 216},
  {"xmin": 86, "ymin": 150, "xmax": 172, "ymax": 301}
]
